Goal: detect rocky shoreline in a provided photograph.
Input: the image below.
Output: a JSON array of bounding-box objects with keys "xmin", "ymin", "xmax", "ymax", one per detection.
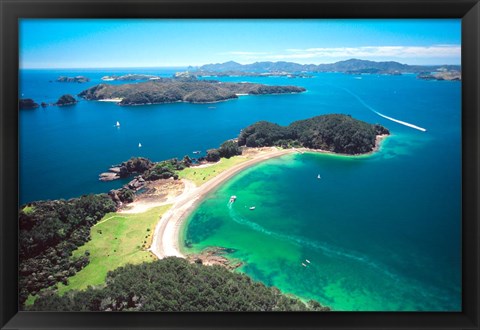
[{"xmin": 187, "ymin": 247, "xmax": 243, "ymax": 271}]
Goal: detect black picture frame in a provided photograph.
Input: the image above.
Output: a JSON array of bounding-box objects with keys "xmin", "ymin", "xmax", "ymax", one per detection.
[{"xmin": 1, "ymin": 0, "xmax": 479, "ymax": 329}]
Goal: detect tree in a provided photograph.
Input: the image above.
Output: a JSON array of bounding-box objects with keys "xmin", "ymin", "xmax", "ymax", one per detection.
[
  {"xmin": 205, "ymin": 149, "xmax": 221, "ymax": 162},
  {"xmin": 218, "ymin": 140, "xmax": 241, "ymax": 158}
]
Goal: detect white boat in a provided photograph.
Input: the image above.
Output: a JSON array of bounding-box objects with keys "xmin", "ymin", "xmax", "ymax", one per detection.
[
  {"xmin": 249, "ymin": 206, "xmax": 256, "ymax": 210},
  {"xmin": 138, "ymin": 143, "xmax": 142, "ymax": 148},
  {"xmin": 317, "ymin": 174, "xmax": 321, "ymax": 179},
  {"xmin": 229, "ymin": 195, "xmax": 237, "ymax": 203},
  {"xmin": 302, "ymin": 263, "xmax": 307, "ymax": 267},
  {"xmin": 115, "ymin": 121, "xmax": 120, "ymax": 127},
  {"xmin": 306, "ymin": 259, "xmax": 311, "ymax": 264}
]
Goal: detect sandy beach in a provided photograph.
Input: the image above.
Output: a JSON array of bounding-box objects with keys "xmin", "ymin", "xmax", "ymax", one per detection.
[
  {"xmin": 149, "ymin": 147, "xmax": 297, "ymax": 259},
  {"xmin": 144, "ymin": 135, "xmax": 388, "ymax": 260},
  {"xmin": 98, "ymin": 98, "xmax": 123, "ymax": 102}
]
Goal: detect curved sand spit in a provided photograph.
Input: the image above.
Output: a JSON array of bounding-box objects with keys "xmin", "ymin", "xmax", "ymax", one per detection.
[
  {"xmin": 149, "ymin": 148, "xmax": 296, "ymax": 259},
  {"xmin": 147, "ymin": 137, "xmax": 387, "ymax": 260}
]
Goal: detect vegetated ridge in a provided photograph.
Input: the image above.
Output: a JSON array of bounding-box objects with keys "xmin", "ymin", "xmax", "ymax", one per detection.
[
  {"xmin": 238, "ymin": 114, "xmax": 390, "ymax": 155},
  {"xmin": 78, "ymin": 78, "xmax": 306, "ymax": 105}
]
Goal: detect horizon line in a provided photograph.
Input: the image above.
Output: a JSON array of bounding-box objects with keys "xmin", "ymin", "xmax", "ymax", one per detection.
[{"xmin": 20, "ymin": 60, "xmax": 462, "ymax": 70}]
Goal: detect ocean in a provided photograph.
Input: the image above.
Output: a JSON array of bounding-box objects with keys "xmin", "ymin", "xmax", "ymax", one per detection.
[{"xmin": 20, "ymin": 68, "xmax": 461, "ymax": 311}]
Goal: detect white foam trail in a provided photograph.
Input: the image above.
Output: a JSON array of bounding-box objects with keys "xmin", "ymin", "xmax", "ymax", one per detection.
[
  {"xmin": 227, "ymin": 203, "xmax": 397, "ymax": 280},
  {"xmin": 342, "ymin": 88, "xmax": 427, "ymax": 132}
]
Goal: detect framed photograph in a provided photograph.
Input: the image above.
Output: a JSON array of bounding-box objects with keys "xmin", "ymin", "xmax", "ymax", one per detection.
[{"xmin": 1, "ymin": 0, "xmax": 479, "ymax": 329}]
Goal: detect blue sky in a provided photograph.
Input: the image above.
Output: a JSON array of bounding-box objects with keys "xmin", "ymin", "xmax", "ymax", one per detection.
[{"xmin": 19, "ymin": 19, "xmax": 461, "ymax": 68}]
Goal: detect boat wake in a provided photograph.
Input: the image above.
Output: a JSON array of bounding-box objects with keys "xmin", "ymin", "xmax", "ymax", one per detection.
[
  {"xmin": 226, "ymin": 203, "xmax": 398, "ymax": 280},
  {"xmin": 341, "ymin": 87, "xmax": 427, "ymax": 132}
]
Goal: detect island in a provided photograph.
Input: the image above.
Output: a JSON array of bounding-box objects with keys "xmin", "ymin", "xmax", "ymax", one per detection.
[
  {"xmin": 19, "ymin": 98, "xmax": 39, "ymax": 110},
  {"xmin": 175, "ymin": 70, "xmax": 313, "ymax": 79},
  {"xmin": 56, "ymin": 76, "xmax": 90, "ymax": 83},
  {"xmin": 195, "ymin": 59, "xmax": 461, "ymax": 76},
  {"xmin": 101, "ymin": 74, "xmax": 160, "ymax": 81},
  {"xmin": 78, "ymin": 78, "xmax": 306, "ymax": 105},
  {"xmin": 55, "ymin": 94, "xmax": 77, "ymax": 106},
  {"xmin": 417, "ymin": 70, "xmax": 461, "ymax": 81}
]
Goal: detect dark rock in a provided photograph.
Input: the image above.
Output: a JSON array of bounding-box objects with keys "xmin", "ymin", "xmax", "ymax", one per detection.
[
  {"xmin": 19, "ymin": 98, "xmax": 39, "ymax": 110},
  {"xmin": 55, "ymin": 94, "xmax": 77, "ymax": 106},
  {"xmin": 56, "ymin": 76, "xmax": 90, "ymax": 83}
]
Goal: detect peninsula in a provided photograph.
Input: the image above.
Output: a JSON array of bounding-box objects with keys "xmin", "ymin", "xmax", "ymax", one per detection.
[
  {"xmin": 19, "ymin": 113, "xmax": 386, "ymax": 311},
  {"xmin": 78, "ymin": 78, "xmax": 306, "ymax": 105}
]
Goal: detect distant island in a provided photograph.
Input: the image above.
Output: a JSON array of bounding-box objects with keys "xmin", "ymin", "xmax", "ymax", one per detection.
[
  {"xmin": 101, "ymin": 74, "xmax": 160, "ymax": 81},
  {"xmin": 182, "ymin": 59, "xmax": 461, "ymax": 79},
  {"xmin": 175, "ymin": 71, "xmax": 312, "ymax": 79},
  {"xmin": 78, "ymin": 78, "xmax": 306, "ymax": 105},
  {"xmin": 19, "ymin": 98, "xmax": 39, "ymax": 110},
  {"xmin": 196, "ymin": 58, "xmax": 461, "ymax": 74},
  {"xmin": 55, "ymin": 94, "xmax": 77, "ymax": 106},
  {"xmin": 417, "ymin": 70, "xmax": 461, "ymax": 81},
  {"xmin": 56, "ymin": 76, "xmax": 90, "ymax": 83}
]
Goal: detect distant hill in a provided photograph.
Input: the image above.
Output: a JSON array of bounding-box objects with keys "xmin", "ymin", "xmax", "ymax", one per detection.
[{"xmin": 199, "ymin": 59, "xmax": 461, "ymax": 74}]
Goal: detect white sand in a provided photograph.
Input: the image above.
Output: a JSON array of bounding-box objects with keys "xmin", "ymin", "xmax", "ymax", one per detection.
[
  {"xmin": 98, "ymin": 98, "xmax": 123, "ymax": 102},
  {"xmin": 149, "ymin": 148, "xmax": 296, "ymax": 259},
  {"xmin": 147, "ymin": 140, "xmax": 388, "ymax": 260}
]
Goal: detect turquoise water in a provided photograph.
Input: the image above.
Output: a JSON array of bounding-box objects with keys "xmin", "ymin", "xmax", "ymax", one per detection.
[
  {"xmin": 183, "ymin": 75, "xmax": 462, "ymax": 311},
  {"xmin": 20, "ymin": 69, "xmax": 461, "ymax": 311}
]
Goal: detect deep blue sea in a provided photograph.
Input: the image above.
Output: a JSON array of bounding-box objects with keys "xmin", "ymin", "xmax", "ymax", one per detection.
[{"xmin": 19, "ymin": 68, "xmax": 461, "ymax": 311}]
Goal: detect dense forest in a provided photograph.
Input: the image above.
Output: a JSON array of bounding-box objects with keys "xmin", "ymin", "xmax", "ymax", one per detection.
[
  {"xmin": 29, "ymin": 258, "xmax": 329, "ymax": 312},
  {"xmin": 238, "ymin": 114, "xmax": 389, "ymax": 154},
  {"xmin": 19, "ymin": 194, "xmax": 117, "ymax": 306}
]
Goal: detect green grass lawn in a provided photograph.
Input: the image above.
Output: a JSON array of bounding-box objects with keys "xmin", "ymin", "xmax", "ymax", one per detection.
[
  {"xmin": 21, "ymin": 205, "xmax": 35, "ymax": 215},
  {"xmin": 178, "ymin": 156, "xmax": 249, "ymax": 186},
  {"xmin": 57, "ymin": 205, "xmax": 171, "ymax": 295}
]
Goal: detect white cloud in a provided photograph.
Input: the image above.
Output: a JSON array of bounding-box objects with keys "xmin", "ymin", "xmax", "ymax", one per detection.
[
  {"xmin": 276, "ymin": 45, "xmax": 461, "ymax": 59},
  {"xmin": 226, "ymin": 45, "xmax": 460, "ymax": 63}
]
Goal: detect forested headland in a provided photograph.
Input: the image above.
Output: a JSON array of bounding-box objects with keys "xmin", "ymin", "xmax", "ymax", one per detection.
[
  {"xmin": 29, "ymin": 258, "xmax": 329, "ymax": 312},
  {"xmin": 238, "ymin": 114, "xmax": 389, "ymax": 154}
]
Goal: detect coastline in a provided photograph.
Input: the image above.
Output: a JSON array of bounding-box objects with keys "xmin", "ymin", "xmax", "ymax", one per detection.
[
  {"xmin": 149, "ymin": 134, "xmax": 388, "ymax": 260},
  {"xmin": 149, "ymin": 147, "xmax": 297, "ymax": 259}
]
